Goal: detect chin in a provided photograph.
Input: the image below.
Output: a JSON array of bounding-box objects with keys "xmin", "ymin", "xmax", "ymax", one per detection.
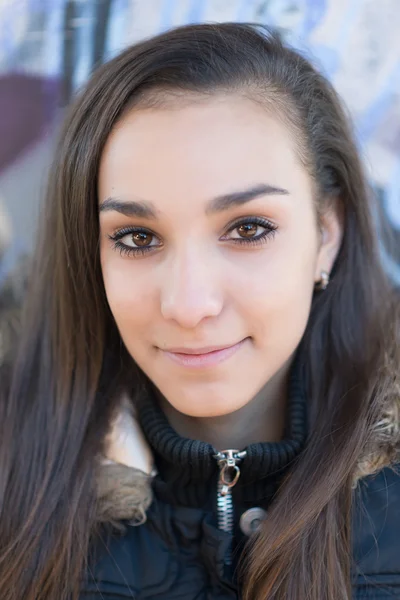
[{"xmin": 173, "ymin": 395, "xmax": 247, "ymax": 418}]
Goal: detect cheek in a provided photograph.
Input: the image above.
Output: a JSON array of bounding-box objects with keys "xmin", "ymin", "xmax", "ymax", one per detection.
[
  {"xmin": 230, "ymin": 222, "xmax": 317, "ymax": 338},
  {"xmin": 101, "ymin": 254, "xmax": 155, "ymax": 335}
]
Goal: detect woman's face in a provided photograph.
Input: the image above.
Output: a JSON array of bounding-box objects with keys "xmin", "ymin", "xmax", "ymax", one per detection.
[{"xmin": 99, "ymin": 94, "xmax": 340, "ymax": 417}]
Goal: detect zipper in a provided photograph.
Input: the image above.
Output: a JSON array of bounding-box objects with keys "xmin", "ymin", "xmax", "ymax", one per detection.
[{"xmin": 213, "ymin": 449, "xmax": 247, "ymax": 566}]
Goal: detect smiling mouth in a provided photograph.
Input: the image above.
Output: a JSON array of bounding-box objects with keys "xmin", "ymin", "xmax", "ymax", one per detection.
[{"xmin": 161, "ymin": 338, "xmax": 248, "ymax": 369}]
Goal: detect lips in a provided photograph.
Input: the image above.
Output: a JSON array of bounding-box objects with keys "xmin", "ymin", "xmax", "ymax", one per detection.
[
  {"xmin": 164, "ymin": 343, "xmax": 240, "ymax": 355},
  {"xmin": 161, "ymin": 338, "xmax": 247, "ymax": 369}
]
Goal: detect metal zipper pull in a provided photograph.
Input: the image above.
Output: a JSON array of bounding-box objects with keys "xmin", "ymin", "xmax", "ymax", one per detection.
[
  {"xmin": 213, "ymin": 449, "xmax": 247, "ymax": 566},
  {"xmin": 214, "ymin": 449, "xmax": 247, "ymax": 495}
]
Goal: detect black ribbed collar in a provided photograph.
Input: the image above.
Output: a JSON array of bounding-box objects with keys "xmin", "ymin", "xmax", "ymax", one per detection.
[{"xmin": 136, "ymin": 351, "xmax": 308, "ymax": 508}]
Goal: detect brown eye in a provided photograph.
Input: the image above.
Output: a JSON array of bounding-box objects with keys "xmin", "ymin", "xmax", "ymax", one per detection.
[
  {"xmin": 131, "ymin": 231, "xmax": 153, "ymax": 247},
  {"xmin": 221, "ymin": 217, "xmax": 277, "ymax": 245},
  {"xmin": 109, "ymin": 227, "xmax": 162, "ymax": 257},
  {"xmin": 236, "ymin": 223, "xmax": 258, "ymax": 238}
]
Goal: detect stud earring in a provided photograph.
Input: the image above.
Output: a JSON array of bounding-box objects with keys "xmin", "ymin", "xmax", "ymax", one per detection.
[{"xmin": 315, "ymin": 270, "xmax": 330, "ymax": 291}]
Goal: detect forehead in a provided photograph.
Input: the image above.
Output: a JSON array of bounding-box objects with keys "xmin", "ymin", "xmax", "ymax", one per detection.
[{"xmin": 98, "ymin": 94, "xmax": 311, "ymax": 209}]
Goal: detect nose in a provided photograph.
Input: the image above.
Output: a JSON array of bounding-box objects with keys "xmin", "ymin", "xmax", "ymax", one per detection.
[{"xmin": 160, "ymin": 246, "xmax": 223, "ymax": 329}]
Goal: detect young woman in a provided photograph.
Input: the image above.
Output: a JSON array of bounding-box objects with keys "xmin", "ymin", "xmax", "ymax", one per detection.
[{"xmin": 0, "ymin": 22, "xmax": 399, "ymax": 600}]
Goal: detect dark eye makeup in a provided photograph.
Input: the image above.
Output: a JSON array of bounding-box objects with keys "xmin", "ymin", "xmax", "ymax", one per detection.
[{"xmin": 107, "ymin": 216, "xmax": 278, "ymax": 258}]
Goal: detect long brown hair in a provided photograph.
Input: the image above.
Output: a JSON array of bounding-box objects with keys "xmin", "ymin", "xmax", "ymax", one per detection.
[{"xmin": 0, "ymin": 22, "xmax": 398, "ymax": 600}]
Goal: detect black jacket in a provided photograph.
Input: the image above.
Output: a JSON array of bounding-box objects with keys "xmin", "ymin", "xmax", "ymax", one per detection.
[
  {"xmin": 80, "ymin": 361, "xmax": 400, "ymax": 599},
  {"xmin": 82, "ymin": 466, "xmax": 400, "ymax": 599}
]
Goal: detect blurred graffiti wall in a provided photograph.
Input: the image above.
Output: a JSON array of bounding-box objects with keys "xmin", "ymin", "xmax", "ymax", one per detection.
[{"xmin": 0, "ymin": 0, "xmax": 399, "ymax": 281}]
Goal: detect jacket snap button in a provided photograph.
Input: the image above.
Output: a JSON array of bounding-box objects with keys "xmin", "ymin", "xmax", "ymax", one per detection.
[{"xmin": 239, "ymin": 507, "xmax": 267, "ymax": 536}]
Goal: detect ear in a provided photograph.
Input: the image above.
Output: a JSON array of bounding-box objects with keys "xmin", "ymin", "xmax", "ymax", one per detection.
[{"xmin": 314, "ymin": 199, "xmax": 343, "ymax": 283}]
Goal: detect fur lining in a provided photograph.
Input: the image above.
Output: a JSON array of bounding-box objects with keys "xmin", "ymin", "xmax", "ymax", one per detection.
[
  {"xmin": 96, "ymin": 462, "xmax": 153, "ymax": 527},
  {"xmin": 101, "ymin": 396, "xmax": 154, "ymax": 475},
  {"xmin": 352, "ymin": 388, "xmax": 400, "ymax": 487},
  {"xmin": 351, "ymin": 342, "xmax": 400, "ymax": 487},
  {"xmin": 96, "ymin": 396, "xmax": 156, "ymax": 525}
]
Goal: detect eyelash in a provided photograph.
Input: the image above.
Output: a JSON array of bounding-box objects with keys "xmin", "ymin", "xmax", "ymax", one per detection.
[{"xmin": 108, "ymin": 217, "xmax": 278, "ymax": 258}]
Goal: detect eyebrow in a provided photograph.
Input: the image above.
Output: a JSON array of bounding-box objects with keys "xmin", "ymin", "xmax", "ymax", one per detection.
[
  {"xmin": 99, "ymin": 183, "xmax": 289, "ymax": 218},
  {"xmin": 99, "ymin": 198, "xmax": 158, "ymax": 218},
  {"xmin": 206, "ymin": 183, "xmax": 289, "ymax": 214}
]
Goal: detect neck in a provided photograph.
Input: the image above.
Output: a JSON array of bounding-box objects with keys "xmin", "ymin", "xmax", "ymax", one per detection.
[{"xmin": 159, "ymin": 359, "xmax": 291, "ymax": 450}]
